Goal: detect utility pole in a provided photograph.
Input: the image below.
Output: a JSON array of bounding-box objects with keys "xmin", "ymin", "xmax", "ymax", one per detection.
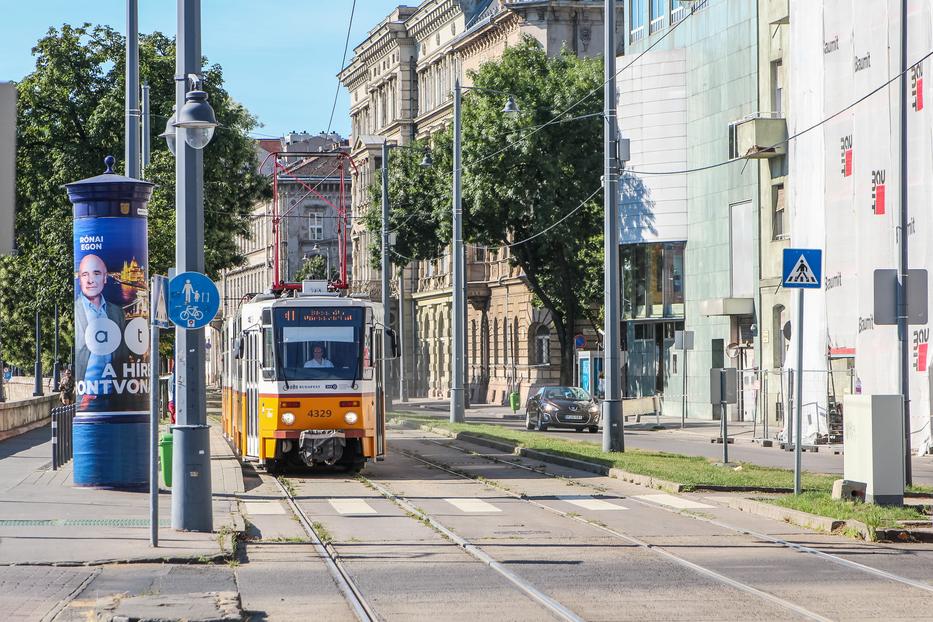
[
  {"xmin": 125, "ymin": 0, "xmax": 140, "ymax": 179},
  {"xmin": 898, "ymin": 0, "xmax": 913, "ymax": 486},
  {"xmin": 451, "ymin": 79, "xmax": 465, "ymax": 423},
  {"xmin": 141, "ymin": 83, "xmax": 151, "ymax": 177},
  {"xmin": 52, "ymin": 303, "xmax": 60, "ymax": 392},
  {"xmin": 172, "ymin": 0, "xmax": 212, "ymax": 533},
  {"xmin": 33, "ymin": 228, "xmax": 42, "ymax": 397},
  {"xmin": 381, "ymin": 141, "xmax": 393, "ymax": 412},
  {"xmin": 399, "ymin": 272, "xmax": 407, "ymax": 402},
  {"xmin": 602, "ymin": 0, "xmax": 624, "ymax": 452}
]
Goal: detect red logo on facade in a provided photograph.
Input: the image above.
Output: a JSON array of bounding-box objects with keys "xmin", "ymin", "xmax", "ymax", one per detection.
[
  {"xmin": 912, "ymin": 65, "xmax": 924, "ymax": 111},
  {"xmin": 914, "ymin": 329, "xmax": 929, "ymax": 372},
  {"xmin": 871, "ymin": 169, "xmax": 886, "ymax": 215},
  {"xmin": 840, "ymin": 135, "xmax": 853, "ymax": 177}
]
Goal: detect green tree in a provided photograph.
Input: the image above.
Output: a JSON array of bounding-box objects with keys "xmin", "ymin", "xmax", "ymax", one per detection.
[
  {"xmin": 0, "ymin": 24, "xmax": 267, "ymax": 369},
  {"xmin": 294, "ymin": 255, "xmax": 334, "ymax": 282},
  {"xmin": 368, "ymin": 39, "xmax": 604, "ymax": 383}
]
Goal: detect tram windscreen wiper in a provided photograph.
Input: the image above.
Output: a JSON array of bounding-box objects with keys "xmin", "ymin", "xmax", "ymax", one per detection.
[{"xmin": 275, "ymin": 342, "xmax": 290, "ymax": 390}]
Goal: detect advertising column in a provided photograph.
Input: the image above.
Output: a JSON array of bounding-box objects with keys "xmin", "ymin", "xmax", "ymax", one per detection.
[{"xmin": 65, "ymin": 156, "xmax": 154, "ymax": 488}]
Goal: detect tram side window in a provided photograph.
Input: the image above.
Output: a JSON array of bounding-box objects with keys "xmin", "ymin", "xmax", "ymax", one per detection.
[{"xmin": 261, "ymin": 327, "xmax": 275, "ymax": 380}]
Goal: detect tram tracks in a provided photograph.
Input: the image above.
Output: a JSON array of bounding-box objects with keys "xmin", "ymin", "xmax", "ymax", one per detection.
[
  {"xmin": 416, "ymin": 436, "xmax": 933, "ymax": 597},
  {"xmin": 393, "ymin": 443, "xmax": 832, "ymax": 622},
  {"xmin": 272, "ymin": 475, "xmax": 379, "ymax": 622}
]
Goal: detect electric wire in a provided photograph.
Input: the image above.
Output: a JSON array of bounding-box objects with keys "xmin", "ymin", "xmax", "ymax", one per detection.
[
  {"xmin": 464, "ymin": 2, "xmax": 697, "ymax": 171},
  {"xmin": 504, "ymin": 186, "xmax": 601, "ymax": 248},
  {"xmin": 327, "ymin": 0, "xmax": 358, "ymax": 135},
  {"xmin": 631, "ymin": 47, "xmax": 933, "ymax": 176}
]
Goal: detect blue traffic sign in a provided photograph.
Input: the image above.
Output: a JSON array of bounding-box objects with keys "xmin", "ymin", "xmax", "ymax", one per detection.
[
  {"xmin": 782, "ymin": 248, "xmax": 823, "ymax": 289},
  {"xmin": 168, "ymin": 271, "xmax": 220, "ymax": 329}
]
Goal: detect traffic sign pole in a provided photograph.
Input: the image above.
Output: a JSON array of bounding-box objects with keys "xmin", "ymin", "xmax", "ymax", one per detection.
[
  {"xmin": 794, "ymin": 288, "xmax": 804, "ymax": 495},
  {"xmin": 782, "ymin": 248, "xmax": 822, "ymax": 496}
]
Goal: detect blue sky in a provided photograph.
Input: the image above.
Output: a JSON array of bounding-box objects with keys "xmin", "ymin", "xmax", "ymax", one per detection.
[{"xmin": 0, "ymin": 0, "xmax": 404, "ymax": 138}]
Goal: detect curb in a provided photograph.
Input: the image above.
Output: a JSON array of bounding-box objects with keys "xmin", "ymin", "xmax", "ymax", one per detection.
[
  {"xmin": 394, "ymin": 417, "xmax": 685, "ymax": 494},
  {"xmin": 393, "ymin": 416, "xmax": 808, "ymax": 494},
  {"xmin": 715, "ymin": 496, "xmax": 919, "ymax": 542}
]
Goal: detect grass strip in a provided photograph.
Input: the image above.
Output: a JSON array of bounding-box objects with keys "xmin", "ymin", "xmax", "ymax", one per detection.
[
  {"xmin": 391, "ymin": 412, "xmax": 837, "ymax": 492},
  {"xmin": 763, "ymin": 492, "xmax": 929, "ymax": 531}
]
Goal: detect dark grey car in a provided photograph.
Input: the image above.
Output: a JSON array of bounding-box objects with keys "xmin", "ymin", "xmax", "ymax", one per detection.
[{"xmin": 525, "ymin": 386, "xmax": 600, "ymax": 433}]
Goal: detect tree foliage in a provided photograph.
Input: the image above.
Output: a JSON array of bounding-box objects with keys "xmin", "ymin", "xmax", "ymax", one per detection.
[
  {"xmin": 0, "ymin": 24, "xmax": 267, "ymax": 369},
  {"xmin": 369, "ymin": 39, "xmax": 604, "ymax": 383},
  {"xmin": 294, "ymin": 255, "xmax": 336, "ymax": 282}
]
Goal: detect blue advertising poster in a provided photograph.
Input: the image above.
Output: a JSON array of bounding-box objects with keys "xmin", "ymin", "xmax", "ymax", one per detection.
[{"xmin": 73, "ymin": 218, "xmax": 150, "ymax": 415}]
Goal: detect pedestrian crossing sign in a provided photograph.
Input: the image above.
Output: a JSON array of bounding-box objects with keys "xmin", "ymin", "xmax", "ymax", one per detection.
[{"xmin": 782, "ymin": 248, "xmax": 822, "ymax": 289}]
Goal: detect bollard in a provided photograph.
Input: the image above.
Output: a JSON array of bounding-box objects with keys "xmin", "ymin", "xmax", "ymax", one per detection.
[{"xmin": 51, "ymin": 409, "xmax": 59, "ymax": 471}]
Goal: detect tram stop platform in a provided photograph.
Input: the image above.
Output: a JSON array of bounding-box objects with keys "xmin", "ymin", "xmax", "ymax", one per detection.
[{"xmin": 0, "ymin": 415, "xmax": 245, "ymax": 566}]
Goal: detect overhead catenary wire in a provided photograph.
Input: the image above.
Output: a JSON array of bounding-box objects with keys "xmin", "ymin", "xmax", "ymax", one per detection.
[
  {"xmin": 327, "ymin": 0, "xmax": 357, "ymax": 135},
  {"xmin": 464, "ymin": 2, "xmax": 697, "ymax": 171},
  {"xmin": 631, "ymin": 47, "xmax": 933, "ymax": 176}
]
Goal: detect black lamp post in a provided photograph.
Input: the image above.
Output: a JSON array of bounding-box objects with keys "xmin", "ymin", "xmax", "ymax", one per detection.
[
  {"xmin": 52, "ymin": 303, "xmax": 60, "ymax": 392},
  {"xmin": 33, "ymin": 228, "xmax": 43, "ymax": 397}
]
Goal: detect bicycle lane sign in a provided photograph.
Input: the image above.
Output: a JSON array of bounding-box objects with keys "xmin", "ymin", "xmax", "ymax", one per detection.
[{"xmin": 168, "ymin": 271, "xmax": 220, "ymax": 330}]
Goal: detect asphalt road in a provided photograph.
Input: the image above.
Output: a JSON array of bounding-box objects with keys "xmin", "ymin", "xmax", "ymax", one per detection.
[
  {"xmin": 9, "ymin": 423, "xmax": 933, "ymax": 621},
  {"xmin": 267, "ymin": 425, "xmax": 933, "ymax": 621}
]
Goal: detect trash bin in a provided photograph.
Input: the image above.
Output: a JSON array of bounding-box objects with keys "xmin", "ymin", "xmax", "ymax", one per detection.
[
  {"xmin": 159, "ymin": 432, "xmax": 173, "ymax": 487},
  {"xmin": 509, "ymin": 391, "xmax": 521, "ymax": 412}
]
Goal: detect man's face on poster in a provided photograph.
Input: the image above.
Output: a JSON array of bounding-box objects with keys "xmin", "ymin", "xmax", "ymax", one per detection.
[{"xmin": 79, "ymin": 254, "xmax": 107, "ymax": 304}]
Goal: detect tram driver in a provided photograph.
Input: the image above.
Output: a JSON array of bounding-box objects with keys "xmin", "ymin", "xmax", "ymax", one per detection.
[{"xmin": 303, "ymin": 343, "xmax": 334, "ymax": 369}]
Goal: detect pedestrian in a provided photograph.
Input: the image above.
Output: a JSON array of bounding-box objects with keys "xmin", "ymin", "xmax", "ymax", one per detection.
[
  {"xmin": 597, "ymin": 372, "xmax": 605, "ymax": 400},
  {"xmin": 59, "ymin": 368, "xmax": 76, "ymax": 405},
  {"xmin": 167, "ymin": 369, "xmax": 176, "ymax": 424}
]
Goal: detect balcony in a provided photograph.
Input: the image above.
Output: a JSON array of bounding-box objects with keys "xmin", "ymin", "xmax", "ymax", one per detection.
[
  {"xmin": 768, "ymin": 0, "xmax": 789, "ymax": 24},
  {"xmin": 729, "ymin": 113, "xmax": 788, "ymax": 159}
]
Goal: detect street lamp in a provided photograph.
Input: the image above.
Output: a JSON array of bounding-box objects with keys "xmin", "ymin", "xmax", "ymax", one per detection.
[
  {"xmin": 169, "ymin": 0, "xmax": 215, "ymax": 534},
  {"xmin": 381, "ymin": 141, "xmax": 432, "ymax": 410},
  {"xmin": 159, "ymin": 107, "xmax": 177, "ymax": 156},
  {"xmin": 451, "ymin": 80, "xmax": 519, "ymax": 423},
  {"xmin": 174, "ymin": 78, "xmax": 218, "ymax": 150}
]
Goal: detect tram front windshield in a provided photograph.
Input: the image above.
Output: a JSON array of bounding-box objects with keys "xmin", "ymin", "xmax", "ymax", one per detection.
[{"xmin": 273, "ymin": 307, "xmax": 363, "ymax": 381}]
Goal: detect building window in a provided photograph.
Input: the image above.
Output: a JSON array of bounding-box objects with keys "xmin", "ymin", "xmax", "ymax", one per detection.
[
  {"xmin": 309, "ymin": 211, "xmax": 324, "ymax": 241},
  {"xmin": 630, "ymin": 0, "xmax": 647, "ymax": 43},
  {"xmin": 670, "ymin": 0, "xmax": 687, "ymax": 22},
  {"xmin": 772, "ymin": 184, "xmax": 786, "ymax": 240},
  {"xmin": 534, "ymin": 324, "xmax": 551, "ymax": 365},
  {"xmin": 773, "ymin": 61, "xmax": 784, "ymax": 117},
  {"xmin": 622, "ymin": 242, "xmax": 686, "ymax": 320},
  {"xmin": 650, "ymin": 0, "xmax": 666, "ymax": 34}
]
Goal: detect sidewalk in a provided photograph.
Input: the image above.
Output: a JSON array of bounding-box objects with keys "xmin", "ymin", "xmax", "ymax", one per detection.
[{"xmin": 0, "ymin": 416, "xmax": 244, "ymax": 566}]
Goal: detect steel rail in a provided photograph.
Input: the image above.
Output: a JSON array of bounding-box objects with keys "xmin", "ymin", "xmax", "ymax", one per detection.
[
  {"xmin": 358, "ymin": 474, "xmax": 585, "ymax": 622},
  {"xmin": 399, "ymin": 443, "xmax": 832, "ymax": 622},
  {"xmin": 421, "ymin": 437, "xmax": 933, "ymax": 597},
  {"xmin": 272, "ymin": 477, "xmax": 378, "ymax": 622}
]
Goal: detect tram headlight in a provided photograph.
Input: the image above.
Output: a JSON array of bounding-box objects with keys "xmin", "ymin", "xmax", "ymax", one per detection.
[
  {"xmin": 344, "ymin": 411, "xmax": 359, "ymax": 425},
  {"xmin": 280, "ymin": 412, "xmax": 296, "ymax": 426}
]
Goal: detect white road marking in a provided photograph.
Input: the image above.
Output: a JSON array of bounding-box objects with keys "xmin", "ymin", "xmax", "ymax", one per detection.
[
  {"xmin": 329, "ymin": 498, "xmax": 378, "ymax": 515},
  {"xmin": 559, "ymin": 496, "xmax": 628, "ymax": 511},
  {"xmin": 634, "ymin": 494, "xmax": 713, "ymax": 509},
  {"xmin": 244, "ymin": 501, "xmax": 286, "ymax": 515},
  {"xmin": 445, "ymin": 498, "xmax": 502, "ymax": 513}
]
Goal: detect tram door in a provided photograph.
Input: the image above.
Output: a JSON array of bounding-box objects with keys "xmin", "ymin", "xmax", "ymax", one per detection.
[{"xmin": 245, "ymin": 331, "xmax": 260, "ymax": 457}]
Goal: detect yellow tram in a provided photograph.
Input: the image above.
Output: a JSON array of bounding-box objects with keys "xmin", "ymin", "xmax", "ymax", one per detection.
[{"xmin": 221, "ymin": 287, "xmax": 393, "ymax": 472}]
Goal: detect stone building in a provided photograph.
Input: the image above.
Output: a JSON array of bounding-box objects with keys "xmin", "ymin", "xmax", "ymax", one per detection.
[
  {"xmin": 340, "ymin": 1, "xmax": 618, "ymax": 404},
  {"xmin": 220, "ymin": 132, "xmax": 351, "ymax": 318}
]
